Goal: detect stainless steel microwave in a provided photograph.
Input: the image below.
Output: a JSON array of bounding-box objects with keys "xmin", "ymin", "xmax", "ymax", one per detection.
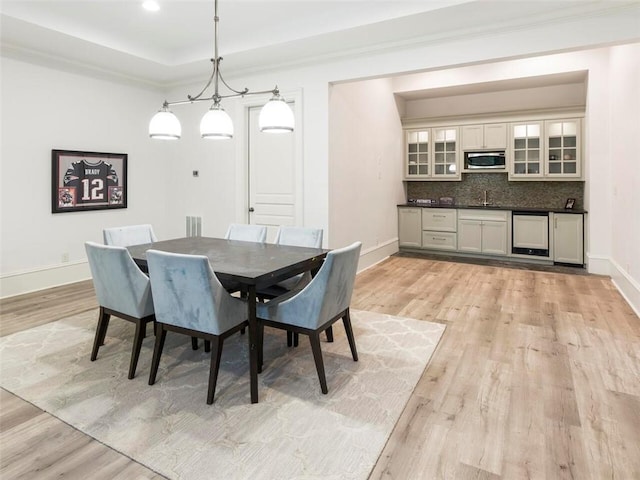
[{"xmin": 464, "ymin": 151, "xmax": 506, "ymax": 170}]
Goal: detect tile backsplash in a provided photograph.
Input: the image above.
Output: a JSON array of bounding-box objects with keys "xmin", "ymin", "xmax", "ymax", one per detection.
[{"xmin": 406, "ymin": 173, "xmax": 584, "ymax": 210}]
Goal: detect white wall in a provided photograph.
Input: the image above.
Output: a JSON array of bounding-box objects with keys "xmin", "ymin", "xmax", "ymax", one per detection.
[
  {"xmin": 328, "ymin": 78, "xmax": 405, "ymax": 267},
  {"xmin": 608, "ymin": 43, "xmax": 640, "ymax": 315},
  {"xmin": 0, "ymin": 58, "xmax": 175, "ymax": 296}
]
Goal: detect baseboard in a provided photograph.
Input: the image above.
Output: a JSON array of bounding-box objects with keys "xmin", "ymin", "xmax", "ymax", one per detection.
[
  {"xmin": 357, "ymin": 238, "xmax": 399, "ymax": 273},
  {"xmin": 586, "ymin": 253, "xmax": 611, "ymax": 276},
  {"xmin": 0, "ymin": 262, "xmax": 91, "ymax": 299},
  {"xmin": 609, "ymin": 259, "xmax": 640, "ymax": 319}
]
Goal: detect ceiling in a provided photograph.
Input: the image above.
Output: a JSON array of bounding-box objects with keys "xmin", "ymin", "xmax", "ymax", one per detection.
[
  {"xmin": 1, "ymin": 1, "xmax": 637, "ymax": 91},
  {"xmin": 1, "ymin": 0, "xmax": 474, "ymax": 87}
]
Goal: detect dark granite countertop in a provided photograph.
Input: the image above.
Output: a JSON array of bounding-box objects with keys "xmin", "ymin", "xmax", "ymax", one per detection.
[{"xmin": 398, "ymin": 203, "xmax": 587, "ymax": 214}]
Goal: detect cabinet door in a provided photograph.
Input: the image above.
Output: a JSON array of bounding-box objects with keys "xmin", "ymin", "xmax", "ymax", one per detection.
[
  {"xmin": 433, "ymin": 127, "xmax": 460, "ymax": 179},
  {"xmin": 545, "ymin": 119, "xmax": 581, "ymax": 178},
  {"xmin": 398, "ymin": 208, "xmax": 422, "ymax": 247},
  {"xmin": 461, "ymin": 125, "xmax": 484, "ymax": 150},
  {"xmin": 513, "ymin": 215, "xmax": 549, "ymax": 250},
  {"xmin": 510, "ymin": 122, "xmax": 543, "ymax": 178},
  {"xmin": 554, "ymin": 214, "xmax": 583, "ymax": 264},
  {"xmin": 484, "ymin": 123, "xmax": 507, "ymax": 149},
  {"xmin": 481, "ymin": 221, "xmax": 508, "ymax": 255},
  {"xmin": 405, "ymin": 130, "xmax": 430, "ymax": 179},
  {"xmin": 457, "ymin": 219, "xmax": 483, "ymax": 253}
]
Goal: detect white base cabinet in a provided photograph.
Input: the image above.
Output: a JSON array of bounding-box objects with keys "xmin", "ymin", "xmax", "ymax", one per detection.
[
  {"xmin": 422, "ymin": 208, "xmax": 457, "ymax": 251},
  {"xmin": 398, "ymin": 207, "xmax": 422, "ymax": 248},
  {"xmin": 457, "ymin": 210, "xmax": 509, "ymax": 255},
  {"xmin": 553, "ymin": 213, "xmax": 584, "ymax": 264}
]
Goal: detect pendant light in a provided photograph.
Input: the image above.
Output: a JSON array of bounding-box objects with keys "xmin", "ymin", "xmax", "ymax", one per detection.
[{"xmin": 149, "ymin": 0, "xmax": 294, "ymax": 140}]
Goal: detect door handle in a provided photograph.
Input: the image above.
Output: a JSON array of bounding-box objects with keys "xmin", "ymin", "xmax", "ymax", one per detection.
[{"xmin": 248, "ymin": 207, "xmax": 255, "ymax": 213}]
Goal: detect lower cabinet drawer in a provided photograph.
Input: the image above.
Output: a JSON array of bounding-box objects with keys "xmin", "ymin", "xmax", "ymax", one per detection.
[{"xmin": 422, "ymin": 231, "xmax": 457, "ymax": 251}]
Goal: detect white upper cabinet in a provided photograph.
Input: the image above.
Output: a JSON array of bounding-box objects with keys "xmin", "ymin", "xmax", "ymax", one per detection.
[
  {"xmin": 545, "ymin": 119, "xmax": 581, "ymax": 179},
  {"xmin": 405, "ymin": 127, "xmax": 461, "ymax": 181},
  {"xmin": 509, "ymin": 118, "xmax": 582, "ymax": 181},
  {"xmin": 461, "ymin": 123, "xmax": 507, "ymax": 150},
  {"xmin": 509, "ymin": 122, "xmax": 543, "ymax": 178}
]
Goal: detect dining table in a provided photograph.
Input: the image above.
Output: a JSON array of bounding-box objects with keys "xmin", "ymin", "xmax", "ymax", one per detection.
[{"xmin": 127, "ymin": 236, "xmax": 328, "ymax": 404}]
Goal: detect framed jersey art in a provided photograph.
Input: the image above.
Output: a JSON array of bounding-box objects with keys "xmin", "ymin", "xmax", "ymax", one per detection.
[{"xmin": 51, "ymin": 149, "xmax": 127, "ymax": 213}]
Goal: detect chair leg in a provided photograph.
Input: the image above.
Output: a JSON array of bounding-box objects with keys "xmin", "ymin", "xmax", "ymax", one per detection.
[
  {"xmin": 148, "ymin": 325, "xmax": 167, "ymax": 385},
  {"xmin": 309, "ymin": 332, "xmax": 328, "ymax": 394},
  {"xmin": 287, "ymin": 331, "xmax": 293, "ymax": 347},
  {"xmin": 91, "ymin": 307, "xmax": 110, "ymax": 361},
  {"xmin": 128, "ymin": 319, "xmax": 146, "ymax": 379},
  {"xmin": 191, "ymin": 337, "xmax": 198, "ymax": 350},
  {"xmin": 206, "ymin": 337, "xmax": 224, "ymax": 405},
  {"xmin": 204, "ymin": 340, "xmax": 211, "ymax": 352},
  {"xmin": 325, "ymin": 326, "xmax": 334, "ymax": 343},
  {"xmin": 342, "ymin": 310, "xmax": 358, "ymax": 362},
  {"xmin": 294, "ymin": 332, "xmax": 299, "ymax": 347},
  {"xmin": 257, "ymin": 321, "xmax": 264, "ymax": 373},
  {"xmin": 240, "ymin": 327, "xmax": 246, "ymax": 335}
]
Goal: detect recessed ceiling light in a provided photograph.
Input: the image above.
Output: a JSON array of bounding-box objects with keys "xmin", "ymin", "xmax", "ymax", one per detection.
[{"xmin": 142, "ymin": 1, "xmax": 160, "ymax": 12}]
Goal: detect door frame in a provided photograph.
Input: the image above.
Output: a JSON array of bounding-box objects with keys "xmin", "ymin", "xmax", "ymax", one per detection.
[{"xmin": 233, "ymin": 89, "xmax": 304, "ymax": 226}]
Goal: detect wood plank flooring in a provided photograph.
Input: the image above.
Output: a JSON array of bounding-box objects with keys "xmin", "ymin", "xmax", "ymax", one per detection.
[{"xmin": 1, "ymin": 256, "xmax": 639, "ymax": 479}]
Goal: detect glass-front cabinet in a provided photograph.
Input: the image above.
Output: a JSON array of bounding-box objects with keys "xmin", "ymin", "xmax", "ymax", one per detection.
[
  {"xmin": 546, "ymin": 119, "xmax": 581, "ymax": 178},
  {"xmin": 405, "ymin": 127, "xmax": 460, "ymax": 181},
  {"xmin": 406, "ymin": 129, "xmax": 430, "ymax": 178},
  {"xmin": 510, "ymin": 122, "xmax": 542, "ymax": 178},
  {"xmin": 509, "ymin": 118, "xmax": 582, "ymax": 180}
]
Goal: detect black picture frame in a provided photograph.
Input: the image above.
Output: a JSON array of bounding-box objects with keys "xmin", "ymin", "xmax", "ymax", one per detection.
[
  {"xmin": 52, "ymin": 149, "xmax": 127, "ymax": 213},
  {"xmin": 564, "ymin": 198, "xmax": 576, "ymax": 210}
]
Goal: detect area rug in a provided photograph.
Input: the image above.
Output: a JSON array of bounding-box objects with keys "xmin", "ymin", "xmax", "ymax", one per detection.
[{"xmin": 0, "ymin": 309, "xmax": 445, "ymax": 480}]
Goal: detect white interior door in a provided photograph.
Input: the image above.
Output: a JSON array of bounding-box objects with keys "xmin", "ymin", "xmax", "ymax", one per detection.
[{"xmin": 248, "ymin": 105, "xmax": 297, "ymax": 242}]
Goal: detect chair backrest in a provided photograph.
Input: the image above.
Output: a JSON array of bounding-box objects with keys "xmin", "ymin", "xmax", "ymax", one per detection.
[
  {"xmin": 224, "ymin": 224, "xmax": 267, "ymax": 243},
  {"xmin": 146, "ymin": 250, "xmax": 247, "ymax": 335},
  {"xmin": 268, "ymin": 241, "xmax": 361, "ymax": 329},
  {"xmin": 275, "ymin": 226, "xmax": 323, "ymax": 248},
  {"xmin": 103, "ymin": 224, "xmax": 158, "ymax": 247},
  {"xmin": 85, "ymin": 241, "xmax": 154, "ymax": 319}
]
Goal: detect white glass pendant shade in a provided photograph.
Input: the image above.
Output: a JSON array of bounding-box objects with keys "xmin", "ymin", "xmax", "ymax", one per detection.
[
  {"xmin": 200, "ymin": 104, "xmax": 234, "ymax": 139},
  {"xmin": 259, "ymin": 95, "xmax": 294, "ymax": 133},
  {"xmin": 149, "ymin": 108, "xmax": 181, "ymax": 140}
]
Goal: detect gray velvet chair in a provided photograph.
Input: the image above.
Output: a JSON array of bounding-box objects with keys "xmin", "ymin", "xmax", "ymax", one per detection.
[
  {"xmin": 146, "ymin": 249, "xmax": 249, "ymax": 404},
  {"xmin": 261, "ymin": 226, "xmax": 324, "ymax": 346},
  {"xmin": 256, "ymin": 241, "xmax": 361, "ymax": 394},
  {"xmin": 85, "ymin": 241, "xmax": 156, "ymax": 379},
  {"xmin": 224, "ymin": 224, "xmax": 267, "ymax": 243},
  {"xmin": 103, "ymin": 224, "xmax": 158, "ymax": 247}
]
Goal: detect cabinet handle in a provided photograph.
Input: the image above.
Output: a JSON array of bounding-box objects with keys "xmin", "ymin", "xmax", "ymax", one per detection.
[
  {"xmin": 433, "ymin": 237, "xmax": 447, "ymax": 241},
  {"xmin": 434, "ymin": 214, "xmax": 446, "ymax": 218}
]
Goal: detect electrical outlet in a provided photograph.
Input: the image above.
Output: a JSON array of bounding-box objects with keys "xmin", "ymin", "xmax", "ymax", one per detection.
[{"xmin": 62, "ymin": 253, "xmax": 69, "ymax": 263}]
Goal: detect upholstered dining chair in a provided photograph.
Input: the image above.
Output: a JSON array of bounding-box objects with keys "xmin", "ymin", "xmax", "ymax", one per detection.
[
  {"xmin": 224, "ymin": 224, "xmax": 267, "ymax": 243},
  {"xmin": 260, "ymin": 226, "xmax": 324, "ymax": 346},
  {"xmin": 256, "ymin": 241, "xmax": 361, "ymax": 394},
  {"xmin": 103, "ymin": 224, "xmax": 158, "ymax": 247},
  {"xmin": 85, "ymin": 241, "xmax": 156, "ymax": 379},
  {"xmin": 146, "ymin": 250, "xmax": 249, "ymax": 404}
]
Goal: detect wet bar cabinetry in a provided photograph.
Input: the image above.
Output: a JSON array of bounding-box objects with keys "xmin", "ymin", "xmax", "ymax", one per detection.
[
  {"xmin": 461, "ymin": 123, "xmax": 507, "ymax": 150},
  {"xmin": 403, "ymin": 112, "xmax": 583, "ymax": 182},
  {"xmin": 404, "ymin": 128, "xmax": 461, "ymax": 181},
  {"xmin": 421, "ymin": 209, "xmax": 457, "ymax": 251},
  {"xmin": 457, "ymin": 209, "xmax": 509, "ymax": 255},
  {"xmin": 509, "ymin": 118, "xmax": 581, "ymax": 180}
]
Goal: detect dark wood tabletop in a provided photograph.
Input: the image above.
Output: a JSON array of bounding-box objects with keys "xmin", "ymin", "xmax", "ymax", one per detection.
[
  {"xmin": 127, "ymin": 236, "xmax": 328, "ymax": 404},
  {"xmin": 127, "ymin": 236, "xmax": 328, "ymax": 287}
]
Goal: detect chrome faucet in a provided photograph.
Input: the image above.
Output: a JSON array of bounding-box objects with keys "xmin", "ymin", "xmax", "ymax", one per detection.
[{"xmin": 482, "ymin": 190, "xmax": 490, "ymax": 206}]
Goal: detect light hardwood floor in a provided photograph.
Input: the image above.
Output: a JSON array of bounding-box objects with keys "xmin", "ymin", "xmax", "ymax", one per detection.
[{"xmin": 1, "ymin": 255, "xmax": 639, "ymax": 479}]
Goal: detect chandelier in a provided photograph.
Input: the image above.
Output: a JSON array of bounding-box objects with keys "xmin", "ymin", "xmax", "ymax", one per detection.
[{"xmin": 149, "ymin": 0, "xmax": 294, "ymax": 140}]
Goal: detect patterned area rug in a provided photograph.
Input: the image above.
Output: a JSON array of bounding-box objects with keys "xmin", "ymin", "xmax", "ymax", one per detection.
[{"xmin": 0, "ymin": 309, "xmax": 445, "ymax": 479}]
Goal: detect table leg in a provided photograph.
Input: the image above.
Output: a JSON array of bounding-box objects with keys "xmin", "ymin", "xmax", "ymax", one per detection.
[{"xmin": 248, "ymin": 285, "xmax": 258, "ymax": 404}]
